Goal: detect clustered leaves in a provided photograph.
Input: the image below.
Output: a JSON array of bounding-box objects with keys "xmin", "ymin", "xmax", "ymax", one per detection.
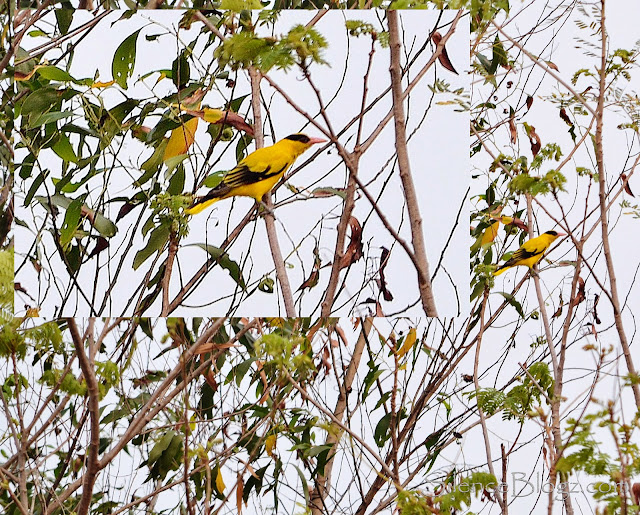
[{"xmin": 215, "ymin": 24, "xmax": 328, "ymax": 71}]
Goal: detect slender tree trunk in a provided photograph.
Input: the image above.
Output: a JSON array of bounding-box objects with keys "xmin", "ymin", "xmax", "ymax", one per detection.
[
  {"xmin": 249, "ymin": 67, "xmax": 296, "ymax": 316},
  {"xmin": 388, "ymin": 11, "xmax": 438, "ymax": 317},
  {"xmin": 594, "ymin": 0, "xmax": 640, "ymax": 408}
]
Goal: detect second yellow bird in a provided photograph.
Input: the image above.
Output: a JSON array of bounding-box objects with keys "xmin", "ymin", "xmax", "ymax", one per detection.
[
  {"xmin": 186, "ymin": 133, "xmax": 326, "ymax": 215},
  {"xmin": 494, "ymin": 230, "xmax": 565, "ymax": 276}
]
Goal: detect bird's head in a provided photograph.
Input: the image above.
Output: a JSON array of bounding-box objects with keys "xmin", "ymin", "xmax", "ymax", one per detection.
[
  {"xmin": 281, "ymin": 133, "xmax": 327, "ymax": 156},
  {"xmin": 544, "ymin": 230, "xmax": 567, "ymax": 240}
]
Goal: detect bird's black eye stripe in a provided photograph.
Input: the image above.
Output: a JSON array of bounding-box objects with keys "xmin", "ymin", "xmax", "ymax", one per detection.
[
  {"xmin": 545, "ymin": 230, "xmax": 559, "ymax": 236},
  {"xmin": 285, "ymin": 134, "xmax": 310, "ymax": 143}
]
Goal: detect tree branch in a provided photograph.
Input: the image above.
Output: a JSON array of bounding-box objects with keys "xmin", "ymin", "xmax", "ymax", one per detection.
[
  {"xmin": 249, "ymin": 67, "xmax": 296, "ymax": 316},
  {"xmin": 388, "ymin": 11, "xmax": 438, "ymax": 317},
  {"xmin": 67, "ymin": 319, "xmax": 101, "ymax": 515}
]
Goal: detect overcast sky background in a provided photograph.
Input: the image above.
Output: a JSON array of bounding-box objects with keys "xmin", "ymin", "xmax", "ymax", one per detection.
[{"xmin": 14, "ymin": 10, "xmax": 469, "ymax": 318}]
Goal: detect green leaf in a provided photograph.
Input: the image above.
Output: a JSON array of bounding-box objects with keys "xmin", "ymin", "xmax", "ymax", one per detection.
[
  {"xmin": 36, "ymin": 66, "xmax": 77, "ymax": 83},
  {"xmin": 148, "ymin": 430, "xmax": 175, "ymax": 466},
  {"xmin": 229, "ymin": 94, "xmax": 249, "ymax": 113},
  {"xmin": 258, "ymin": 276, "xmax": 274, "ymax": 293},
  {"xmin": 164, "ymin": 154, "xmax": 188, "ymax": 174},
  {"xmin": 491, "ymin": 35, "xmax": 508, "ymax": 74},
  {"xmin": 167, "ymin": 165, "xmax": 185, "ymax": 195},
  {"xmin": 138, "ymin": 139, "xmax": 168, "ymax": 185},
  {"xmin": 25, "ymin": 174, "xmax": 46, "ymax": 207},
  {"xmin": 496, "ymin": 291, "xmax": 525, "ymax": 318},
  {"xmin": 21, "ymin": 88, "xmax": 60, "ymax": 118},
  {"xmin": 476, "ymin": 52, "xmax": 492, "ymax": 74},
  {"xmin": 19, "ymin": 153, "xmax": 36, "ymax": 180},
  {"xmin": 374, "ymin": 413, "xmax": 392, "ymax": 447},
  {"xmin": 292, "ymin": 465, "xmax": 310, "ymax": 506},
  {"xmin": 59, "ymin": 199, "xmax": 82, "ymax": 250},
  {"xmin": 147, "ymin": 116, "xmax": 183, "ymax": 143},
  {"xmin": 55, "ymin": 8, "xmax": 73, "ymax": 35},
  {"xmin": 112, "ymin": 29, "xmax": 141, "ymax": 89},
  {"xmin": 35, "ymin": 194, "xmax": 117, "ymax": 238},
  {"xmin": 52, "ymin": 133, "xmax": 79, "ymax": 163},
  {"xmin": 171, "ymin": 51, "xmax": 190, "ymax": 90},
  {"xmin": 219, "ymin": 0, "xmax": 263, "ymax": 10},
  {"xmin": 203, "ymin": 171, "xmax": 226, "ymax": 188},
  {"xmin": 99, "ymin": 99, "xmax": 138, "ymax": 148},
  {"xmin": 133, "ymin": 224, "xmax": 170, "ymax": 270},
  {"xmin": 190, "ymin": 244, "xmax": 246, "ymax": 289},
  {"xmin": 29, "ymin": 111, "xmax": 75, "ymax": 129},
  {"xmin": 91, "ymin": 212, "xmax": 118, "ymax": 238}
]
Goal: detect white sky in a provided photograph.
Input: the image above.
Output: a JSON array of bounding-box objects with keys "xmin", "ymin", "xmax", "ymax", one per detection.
[{"xmin": 14, "ymin": 10, "xmax": 469, "ymax": 318}]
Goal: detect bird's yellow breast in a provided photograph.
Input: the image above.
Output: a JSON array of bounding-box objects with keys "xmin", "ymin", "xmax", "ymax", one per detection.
[{"xmin": 221, "ymin": 174, "xmax": 283, "ymax": 202}]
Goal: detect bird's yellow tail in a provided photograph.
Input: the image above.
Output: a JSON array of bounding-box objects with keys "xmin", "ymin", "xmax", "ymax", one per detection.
[
  {"xmin": 493, "ymin": 266, "xmax": 508, "ymax": 276},
  {"xmin": 185, "ymin": 196, "xmax": 220, "ymax": 215}
]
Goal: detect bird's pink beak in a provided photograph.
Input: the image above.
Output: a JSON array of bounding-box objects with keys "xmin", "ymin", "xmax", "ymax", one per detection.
[
  {"xmin": 309, "ymin": 137, "xmax": 327, "ymax": 145},
  {"xmin": 556, "ymin": 232, "xmax": 567, "ymax": 237}
]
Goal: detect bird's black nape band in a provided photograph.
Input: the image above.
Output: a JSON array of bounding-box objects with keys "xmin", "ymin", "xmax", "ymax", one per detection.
[{"xmin": 285, "ymin": 134, "xmax": 310, "ymax": 143}]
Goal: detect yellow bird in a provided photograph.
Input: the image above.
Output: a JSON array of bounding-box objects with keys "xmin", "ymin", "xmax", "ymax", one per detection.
[
  {"xmin": 185, "ymin": 133, "xmax": 326, "ymax": 215},
  {"xmin": 493, "ymin": 230, "xmax": 565, "ymax": 276}
]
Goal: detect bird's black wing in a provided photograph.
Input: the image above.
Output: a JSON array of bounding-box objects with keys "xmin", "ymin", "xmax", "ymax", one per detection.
[
  {"xmin": 500, "ymin": 246, "xmax": 541, "ymax": 268},
  {"xmin": 196, "ymin": 162, "xmax": 289, "ymax": 205},
  {"xmin": 222, "ymin": 163, "xmax": 282, "ymax": 187}
]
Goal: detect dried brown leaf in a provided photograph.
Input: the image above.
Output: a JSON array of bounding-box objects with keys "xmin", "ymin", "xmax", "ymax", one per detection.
[
  {"xmin": 526, "ymin": 124, "xmax": 541, "ymax": 157},
  {"xmin": 632, "ymin": 483, "xmax": 640, "ymax": 506},
  {"xmin": 593, "ymin": 294, "xmax": 601, "ymax": 324},
  {"xmin": 621, "ymin": 173, "xmax": 635, "ymax": 197},
  {"xmin": 526, "ymin": 96, "xmax": 533, "ymax": 110},
  {"xmin": 334, "ymin": 324, "xmax": 348, "ymax": 346},
  {"xmin": 80, "ymin": 206, "xmax": 96, "ymax": 225},
  {"xmin": 236, "ymin": 474, "xmax": 244, "ymax": 514},
  {"xmin": 322, "ymin": 346, "xmax": 331, "ymax": 375},
  {"xmin": 545, "ymin": 60, "xmax": 559, "ymax": 72},
  {"xmin": 89, "ymin": 237, "xmax": 109, "ymax": 258},
  {"xmin": 559, "ymin": 107, "xmax": 572, "ymax": 126},
  {"xmin": 572, "ymin": 276, "xmax": 586, "ymax": 307},
  {"xmin": 14, "ymin": 282, "xmax": 28, "ymax": 294},
  {"xmin": 204, "ymin": 366, "xmax": 218, "ymax": 391},
  {"xmin": 431, "ymin": 31, "xmax": 458, "ymax": 75},
  {"xmin": 509, "ymin": 115, "xmax": 517, "ymax": 144},
  {"xmin": 378, "ymin": 247, "xmax": 393, "ymax": 301},
  {"xmin": 116, "ymin": 202, "xmax": 137, "ymax": 222},
  {"xmin": 338, "ymin": 217, "xmax": 363, "ymax": 270},
  {"xmin": 298, "ymin": 243, "xmax": 321, "ymax": 291},
  {"xmin": 185, "ymin": 108, "xmax": 254, "ymax": 137},
  {"xmin": 507, "ymin": 217, "xmax": 528, "ymax": 231}
]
